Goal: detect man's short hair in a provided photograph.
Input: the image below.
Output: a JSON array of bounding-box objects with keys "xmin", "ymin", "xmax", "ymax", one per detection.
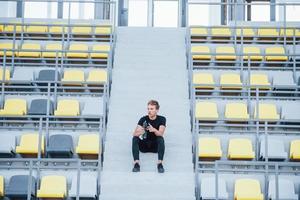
[{"xmin": 147, "ymin": 100, "xmax": 160, "ymax": 110}]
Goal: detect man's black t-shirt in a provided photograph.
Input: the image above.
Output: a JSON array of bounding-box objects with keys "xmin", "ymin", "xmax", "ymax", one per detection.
[{"xmin": 138, "ymin": 115, "xmax": 166, "ymax": 141}]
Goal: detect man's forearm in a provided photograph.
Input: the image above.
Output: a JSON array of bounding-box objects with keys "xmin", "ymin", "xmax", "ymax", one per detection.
[{"xmin": 153, "ymin": 129, "xmax": 163, "ymax": 137}]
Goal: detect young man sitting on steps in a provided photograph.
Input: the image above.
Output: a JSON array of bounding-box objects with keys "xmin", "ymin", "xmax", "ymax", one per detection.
[{"xmin": 132, "ymin": 100, "xmax": 166, "ymax": 173}]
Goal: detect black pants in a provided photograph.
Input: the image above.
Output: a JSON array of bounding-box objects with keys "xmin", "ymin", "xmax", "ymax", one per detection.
[{"xmin": 132, "ymin": 136, "xmax": 165, "ymax": 161}]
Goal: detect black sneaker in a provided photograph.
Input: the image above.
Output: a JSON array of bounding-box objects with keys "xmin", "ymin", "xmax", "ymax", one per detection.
[
  {"xmin": 157, "ymin": 163, "xmax": 165, "ymax": 173},
  {"xmin": 132, "ymin": 163, "xmax": 140, "ymax": 172}
]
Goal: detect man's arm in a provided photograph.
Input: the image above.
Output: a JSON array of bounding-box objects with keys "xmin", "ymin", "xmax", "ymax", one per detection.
[
  {"xmin": 133, "ymin": 125, "xmax": 144, "ymax": 137},
  {"xmin": 148, "ymin": 125, "xmax": 166, "ymax": 137}
]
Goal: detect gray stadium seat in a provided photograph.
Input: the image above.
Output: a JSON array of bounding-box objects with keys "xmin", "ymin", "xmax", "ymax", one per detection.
[
  {"xmin": 69, "ymin": 173, "xmax": 97, "ymax": 199},
  {"xmin": 259, "ymin": 138, "xmax": 287, "ymax": 161},
  {"xmin": 5, "ymin": 175, "xmax": 36, "ymax": 199},
  {"xmin": 268, "ymin": 178, "xmax": 298, "ymax": 200},
  {"xmin": 28, "ymin": 99, "xmax": 53, "ymax": 115},
  {"xmin": 0, "ymin": 135, "xmax": 15, "ymax": 158},
  {"xmin": 281, "ymin": 102, "xmax": 300, "ymax": 121},
  {"xmin": 46, "ymin": 134, "xmax": 73, "ymax": 158},
  {"xmin": 11, "ymin": 68, "xmax": 34, "ymax": 83},
  {"xmin": 200, "ymin": 176, "xmax": 228, "ymax": 199},
  {"xmin": 36, "ymin": 69, "xmax": 60, "ymax": 85}
]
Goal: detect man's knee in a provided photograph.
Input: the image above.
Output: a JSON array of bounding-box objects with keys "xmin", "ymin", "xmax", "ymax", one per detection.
[{"xmin": 132, "ymin": 136, "xmax": 140, "ymax": 143}]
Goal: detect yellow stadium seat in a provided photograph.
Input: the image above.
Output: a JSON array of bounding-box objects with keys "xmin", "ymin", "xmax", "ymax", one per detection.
[
  {"xmin": 220, "ymin": 74, "xmax": 242, "ymax": 89},
  {"xmin": 16, "ymin": 133, "xmax": 44, "ymax": 156},
  {"xmin": 236, "ymin": 28, "xmax": 255, "ymax": 37},
  {"xmin": 191, "ymin": 46, "xmax": 211, "ymax": 60},
  {"xmin": 234, "ymin": 179, "xmax": 264, "ymax": 200},
  {"xmin": 37, "ymin": 176, "xmax": 67, "ymax": 198},
  {"xmin": 66, "ymin": 44, "xmax": 89, "ymax": 58},
  {"xmin": 265, "ymin": 46, "xmax": 288, "ymax": 61},
  {"xmin": 198, "ymin": 137, "xmax": 222, "ymax": 159},
  {"xmin": 0, "ymin": 176, "xmax": 3, "ymax": 197},
  {"xmin": 26, "ymin": 22, "xmax": 48, "ymax": 33},
  {"xmin": 193, "ymin": 73, "xmax": 215, "ymax": 89},
  {"xmin": 258, "ymin": 28, "xmax": 279, "ymax": 37},
  {"xmin": 0, "ymin": 43, "xmax": 16, "ymax": 57},
  {"xmin": 17, "ymin": 43, "xmax": 41, "ymax": 57},
  {"xmin": 225, "ymin": 103, "xmax": 249, "ymax": 121},
  {"xmin": 0, "ymin": 68, "xmax": 10, "ymax": 81},
  {"xmin": 190, "ymin": 28, "xmax": 208, "ymax": 36},
  {"xmin": 290, "ymin": 140, "xmax": 300, "ymax": 160},
  {"xmin": 95, "ymin": 26, "xmax": 112, "ymax": 34},
  {"xmin": 195, "ymin": 102, "xmax": 218, "ymax": 120},
  {"xmin": 61, "ymin": 70, "xmax": 85, "ymax": 86},
  {"xmin": 72, "ymin": 25, "xmax": 92, "ymax": 34},
  {"xmin": 76, "ymin": 134, "xmax": 100, "ymax": 158},
  {"xmin": 87, "ymin": 69, "xmax": 107, "ymax": 84},
  {"xmin": 228, "ymin": 138, "xmax": 255, "ymax": 159},
  {"xmin": 215, "ymin": 46, "xmax": 236, "ymax": 60},
  {"xmin": 42, "ymin": 43, "xmax": 63, "ymax": 58},
  {"xmin": 211, "ymin": 27, "xmax": 231, "ymax": 37},
  {"xmin": 0, "ymin": 25, "xmax": 3, "ymax": 32},
  {"xmin": 280, "ymin": 28, "xmax": 300, "ymax": 37},
  {"xmin": 254, "ymin": 103, "xmax": 280, "ymax": 121},
  {"xmin": 54, "ymin": 99, "xmax": 80, "ymax": 116},
  {"xmin": 49, "ymin": 23, "xmax": 68, "ymax": 34},
  {"xmin": 243, "ymin": 47, "xmax": 263, "ymax": 61},
  {"xmin": 90, "ymin": 44, "xmax": 110, "ymax": 58},
  {"xmin": 4, "ymin": 22, "xmax": 24, "ymax": 33},
  {"xmin": 0, "ymin": 99, "xmax": 27, "ymax": 116},
  {"xmin": 250, "ymin": 74, "xmax": 271, "ymax": 90}
]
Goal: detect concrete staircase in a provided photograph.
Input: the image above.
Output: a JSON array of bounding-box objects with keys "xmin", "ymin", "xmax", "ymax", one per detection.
[{"xmin": 100, "ymin": 27, "xmax": 195, "ymax": 200}]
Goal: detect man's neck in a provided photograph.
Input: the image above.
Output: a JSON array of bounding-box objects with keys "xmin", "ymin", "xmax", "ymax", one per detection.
[{"xmin": 148, "ymin": 115, "xmax": 157, "ymax": 120}]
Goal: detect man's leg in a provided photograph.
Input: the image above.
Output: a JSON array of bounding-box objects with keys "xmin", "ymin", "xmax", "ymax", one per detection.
[
  {"xmin": 132, "ymin": 136, "xmax": 148, "ymax": 162},
  {"xmin": 156, "ymin": 136, "xmax": 165, "ymax": 163}
]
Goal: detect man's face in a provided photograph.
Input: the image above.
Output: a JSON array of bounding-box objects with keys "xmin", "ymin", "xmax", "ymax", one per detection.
[{"xmin": 147, "ymin": 104, "xmax": 158, "ymax": 117}]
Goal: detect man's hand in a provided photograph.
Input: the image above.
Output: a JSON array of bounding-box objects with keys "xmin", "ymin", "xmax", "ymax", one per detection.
[
  {"xmin": 147, "ymin": 124, "xmax": 165, "ymax": 137},
  {"xmin": 133, "ymin": 125, "xmax": 144, "ymax": 137}
]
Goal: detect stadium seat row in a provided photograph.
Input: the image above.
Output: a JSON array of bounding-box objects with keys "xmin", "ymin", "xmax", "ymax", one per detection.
[
  {"xmin": 0, "ymin": 98, "xmax": 96, "ymax": 116},
  {"xmin": 0, "ymin": 43, "xmax": 110, "ymax": 58},
  {"xmin": 200, "ymin": 176, "xmax": 298, "ymax": 200},
  {"xmin": 0, "ymin": 174, "xmax": 98, "ymax": 199},
  {"xmin": 198, "ymin": 137, "xmax": 300, "ymax": 161},
  {"xmin": 0, "ymin": 133, "xmax": 100, "ymax": 158},
  {"xmin": 0, "ymin": 23, "xmax": 112, "ymax": 35},
  {"xmin": 190, "ymin": 27, "xmax": 300, "ymax": 38},
  {"xmin": 0, "ymin": 68, "xmax": 107, "ymax": 85},
  {"xmin": 195, "ymin": 101, "xmax": 280, "ymax": 121},
  {"xmin": 191, "ymin": 46, "xmax": 288, "ymax": 61}
]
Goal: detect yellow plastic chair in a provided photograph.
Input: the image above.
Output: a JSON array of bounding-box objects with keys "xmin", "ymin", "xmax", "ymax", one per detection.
[
  {"xmin": 250, "ymin": 74, "xmax": 271, "ymax": 90},
  {"xmin": 76, "ymin": 134, "xmax": 100, "ymax": 159},
  {"xmin": 265, "ymin": 46, "xmax": 288, "ymax": 61},
  {"xmin": 228, "ymin": 138, "xmax": 255, "ymax": 160},
  {"xmin": 190, "ymin": 28, "xmax": 208, "ymax": 36},
  {"xmin": 0, "ymin": 176, "xmax": 3, "ymax": 197},
  {"xmin": 66, "ymin": 44, "xmax": 89, "ymax": 58},
  {"xmin": 72, "ymin": 25, "xmax": 92, "ymax": 35},
  {"xmin": 54, "ymin": 99, "xmax": 80, "ymax": 116},
  {"xmin": 198, "ymin": 137, "xmax": 222, "ymax": 159},
  {"xmin": 191, "ymin": 46, "xmax": 211, "ymax": 60},
  {"xmin": 280, "ymin": 28, "xmax": 300, "ymax": 37},
  {"xmin": 87, "ymin": 69, "xmax": 107, "ymax": 84},
  {"xmin": 49, "ymin": 22, "xmax": 68, "ymax": 34},
  {"xmin": 43, "ymin": 43, "xmax": 63, "ymax": 58},
  {"xmin": 290, "ymin": 140, "xmax": 300, "ymax": 161},
  {"xmin": 215, "ymin": 46, "xmax": 236, "ymax": 60},
  {"xmin": 195, "ymin": 102, "xmax": 219, "ymax": 121},
  {"xmin": 0, "ymin": 43, "xmax": 17, "ymax": 57},
  {"xmin": 25, "ymin": 22, "xmax": 48, "ymax": 33},
  {"xmin": 243, "ymin": 46, "xmax": 263, "ymax": 61},
  {"xmin": 4, "ymin": 22, "xmax": 24, "ymax": 33},
  {"xmin": 234, "ymin": 179, "xmax": 264, "ymax": 200},
  {"xmin": 61, "ymin": 70, "xmax": 85, "ymax": 86},
  {"xmin": 16, "ymin": 133, "xmax": 45, "ymax": 156},
  {"xmin": 90, "ymin": 44, "xmax": 110, "ymax": 58},
  {"xmin": 220, "ymin": 74, "xmax": 242, "ymax": 90},
  {"xmin": 236, "ymin": 28, "xmax": 255, "ymax": 38},
  {"xmin": 254, "ymin": 103, "xmax": 280, "ymax": 121},
  {"xmin": 225, "ymin": 103, "xmax": 249, "ymax": 121},
  {"xmin": 37, "ymin": 175, "xmax": 67, "ymax": 198},
  {"xmin": 211, "ymin": 27, "xmax": 231, "ymax": 38},
  {"xmin": 0, "ymin": 68, "xmax": 10, "ymax": 81},
  {"xmin": 193, "ymin": 73, "xmax": 215, "ymax": 89},
  {"xmin": 17, "ymin": 43, "xmax": 41, "ymax": 57},
  {"xmin": 258, "ymin": 28, "xmax": 279, "ymax": 38},
  {"xmin": 0, "ymin": 99, "xmax": 27, "ymax": 116},
  {"xmin": 95, "ymin": 26, "xmax": 112, "ymax": 35}
]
